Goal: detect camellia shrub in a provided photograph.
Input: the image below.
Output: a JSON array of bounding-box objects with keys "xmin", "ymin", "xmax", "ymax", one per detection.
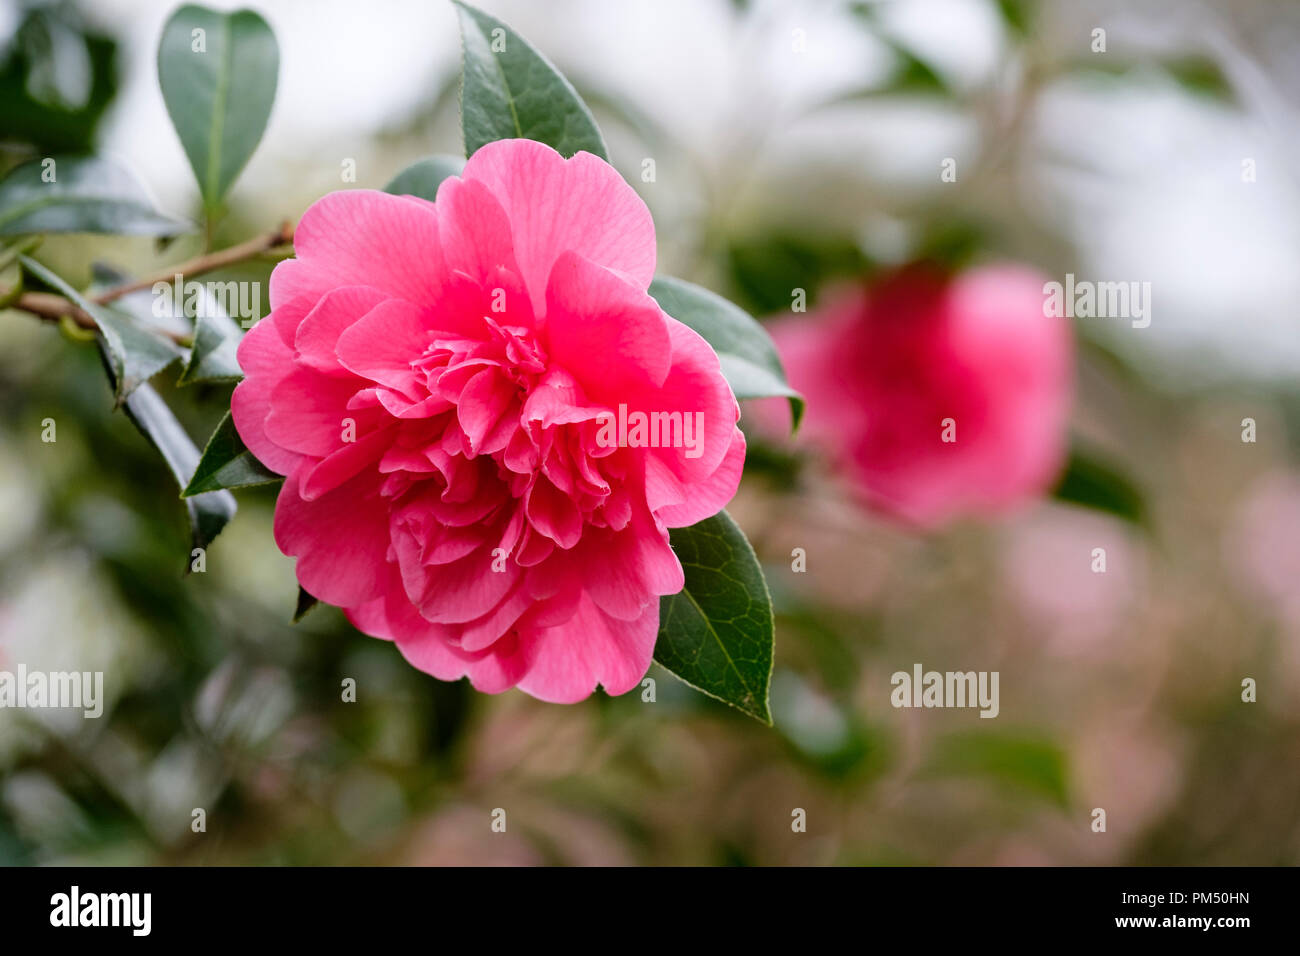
[{"xmin": 0, "ymin": 2, "xmax": 803, "ymax": 723}]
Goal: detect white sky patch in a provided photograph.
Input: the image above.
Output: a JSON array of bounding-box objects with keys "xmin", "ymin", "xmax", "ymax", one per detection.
[{"xmin": 1031, "ymin": 74, "xmax": 1300, "ymax": 386}]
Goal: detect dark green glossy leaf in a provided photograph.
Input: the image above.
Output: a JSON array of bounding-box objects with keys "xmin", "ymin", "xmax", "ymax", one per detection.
[
  {"xmin": 19, "ymin": 256, "xmax": 232, "ymax": 559},
  {"xmin": 20, "ymin": 255, "xmax": 184, "ymax": 405},
  {"xmin": 649, "ymin": 275, "xmax": 803, "ymax": 430},
  {"xmin": 453, "ymin": 1, "xmax": 608, "ymax": 160},
  {"xmin": 0, "ymin": 155, "xmax": 188, "ymax": 237},
  {"xmin": 183, "ymin": 409, "xmax": 280, "ymax": 496},
  {"xmin": 158, "ymin": 4, "xmax": 279, "ymax": 212},
  {"xmin": 655, "ymin": 510, "xmax": 775, "ymax": 724},
  {"xmin": 1052, "ymin": 446, "xmax": 1145, "ymax": 527},
  {"xmin": 123, "ymin": 384, "xmax": 237, "ymax": 562},
  {"xmin": 178, "ymin": 285, "xmax": 244, "ymax": 384},
  {"xmin": 383, "ymin": 155, "xmax": 465, "ymax": 201}
]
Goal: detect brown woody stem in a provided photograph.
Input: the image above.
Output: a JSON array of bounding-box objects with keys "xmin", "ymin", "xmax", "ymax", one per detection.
[{"xmin": 2, "ymin": 221, "xmax": 295, "ymax": 336}]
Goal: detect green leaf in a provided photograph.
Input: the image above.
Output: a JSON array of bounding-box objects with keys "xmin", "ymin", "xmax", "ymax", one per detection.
[
  {"xmin": 1052, "ymin": 446, "xmax": 1145, "ymax": 527},
  {"xmin": 649, "ymin": 275, "xmax": 804, "ymax": 430},
  {"xmin": 926, "ymin": 731, "xmax": 1069, "ymax": 807},
  {"xmin": 183, "ymin": 409, "xmax": 280, "ymax": 496},
  {"xmin": 293, "ymin": 587, "xmax": 319, "ymax": 623},
  {"xmin": 654, "ymin": 510, "xmax": 775, "ymax": 724},
  {"xmin": 0, "ymin": 155, "xmax": 188, "ymax": 237},
  {"xmin": 0, "ymin": 6, "xmax": 119, "ymax": 155},
  {"xmin": 19, "ymin": 255, "xmax": 184, "ymax": 405},
  {"xmin": 384, "ymin": 155, "xmax": 465, "ymax": 201},
  {"xmin": 177, "ymin": 285, "xmax": 244, "ymax": 384},
  {"xmin": 123, "ymin": 384, "xmax": 237, "ymax": 562},
  {"xmin": 157, "ymin": 4, "xmax": 279, "ymax": 213},
  {"xmin": 19, "ymin": 256, "xmax": 233, "ymax": 558},
  {"xmin": 453, "ymin": 1, "xmax": 608, "ymax": 161}
]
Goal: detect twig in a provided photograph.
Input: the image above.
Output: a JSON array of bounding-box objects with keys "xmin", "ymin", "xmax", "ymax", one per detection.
[
  {"xmin": 96, "ymin": 220, "xmax": 295, "ymax": 304},
  {"xmin": 1, "ymin": 221, "xmax": 295, "ymax": 334}
]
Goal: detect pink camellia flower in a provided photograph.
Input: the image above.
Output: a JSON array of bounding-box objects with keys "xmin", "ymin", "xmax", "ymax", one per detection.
[
  {"xmin": 764, "ymin": 264, "xmax": 1071, "ymax": 527},
  {"xmin": 232, "ymin": 139, "xmax": 744, "ymax": 702}
]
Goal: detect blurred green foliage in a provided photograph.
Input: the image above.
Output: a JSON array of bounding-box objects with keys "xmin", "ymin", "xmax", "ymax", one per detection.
[{"xmin": 0, "ymin": 1, "xmax": 118, "ymax": 157}]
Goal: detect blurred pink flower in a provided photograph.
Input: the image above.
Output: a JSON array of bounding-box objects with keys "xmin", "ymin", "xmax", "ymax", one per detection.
[
  {"xmin": 232, "ymin": 139, "xmax": 744, "ymax": 702},
  {"xmin": 1223, "ymin": 470, "xmax": 1300, "ymax": 621},
  {"xmin": 764, "ymin": 264, "xmax": 1072, "ymax": 527},
  {"xmin": 999, "ymin": 507, "xmax": 1144, "ymax": 655}
]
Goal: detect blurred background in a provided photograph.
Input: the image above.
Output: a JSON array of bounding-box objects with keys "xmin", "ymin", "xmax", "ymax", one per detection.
[{"xmin": 2, "ymin": 0, "xmax": 1299, "ymax": 865}]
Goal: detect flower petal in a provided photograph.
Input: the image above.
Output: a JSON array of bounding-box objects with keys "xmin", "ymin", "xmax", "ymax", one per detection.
[
  {"xmin": 335, "ymin": 298, "xmax": 431, "ymax": 396},
  {"xmin": 270, "ymin": 190, "xmax": 447, "ymax": 307},
  {"xmin": 461, "ymin": 139, "xmax": 656, "ymax": 313},
  {"xmin": 294, "ymin": 286, "xmax": 389, "ymax": 376},
  {"xmin": 231, "ymin": 300, "xmax": 314, "ymax": 476},
  {"xmin": 544, "ymin": 251, "xmax": 672, "ymax": 400},
  {"xmin": 515, "ymin": 594, "xmax": 658, "ymax": 703},
  {"xmin": 275, "ymin": 471, "xmax": 390, "ymax": 606}
]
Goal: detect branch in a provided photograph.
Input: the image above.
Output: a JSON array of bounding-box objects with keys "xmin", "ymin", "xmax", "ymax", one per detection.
[
  {"xmin": 95, "ymin": 220, "xmax": 295, "ymax": 304},
  {"xmin": 1, "ymin": 221, "xmax": 295, "ymax": 334}
]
